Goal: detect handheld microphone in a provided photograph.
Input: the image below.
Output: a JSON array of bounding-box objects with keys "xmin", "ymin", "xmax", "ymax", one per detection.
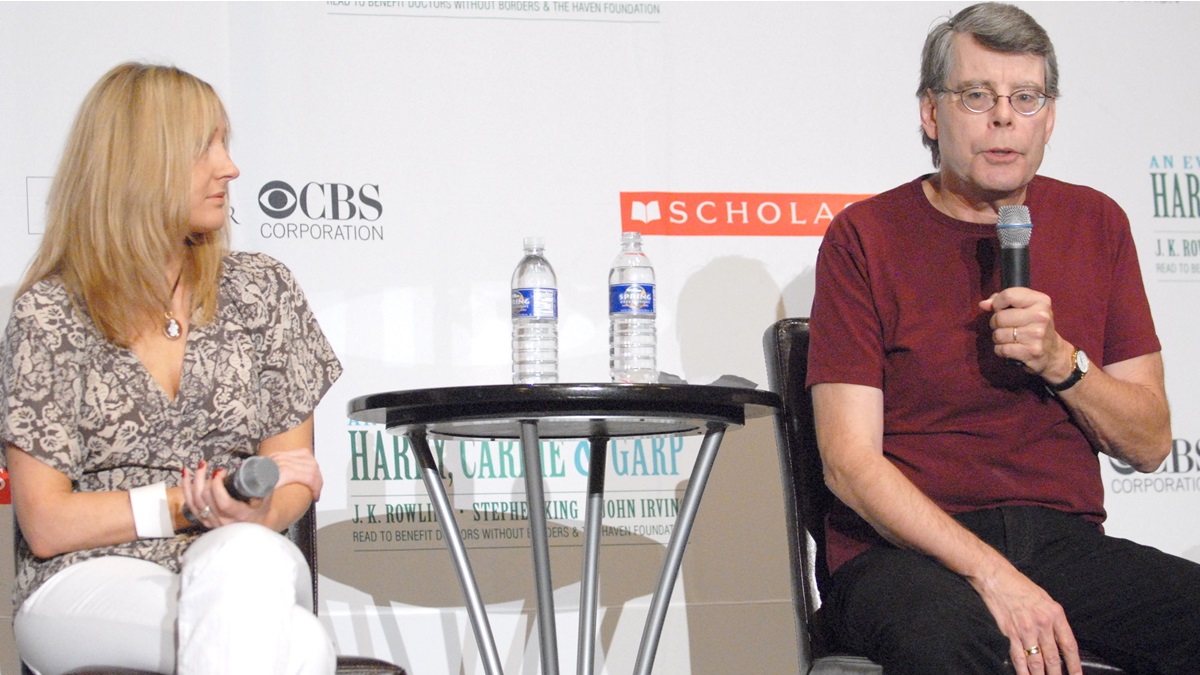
[
  {"xmin": 996, "ymin": 205, "xmax": 1032, "ymax": 368},
  {"xmin": 183, "ymin": 456, "xmax": 280, "ymax": 524},
  {"xmin": 224, "ymin": 455, "xmax": 280, "ymax": 502},
  {"xmin": 997, "ymin": 205, "xmax": 1032, "ymax": 289}
]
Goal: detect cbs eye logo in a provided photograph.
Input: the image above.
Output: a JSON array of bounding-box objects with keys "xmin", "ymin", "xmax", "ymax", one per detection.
[
  {"xmin": 258, "ymin": 181, "xmax": 382, "ymax": 221},
  {"xmin": 259, "ymin": 181, "xmax": 297, "ymax": 219}
]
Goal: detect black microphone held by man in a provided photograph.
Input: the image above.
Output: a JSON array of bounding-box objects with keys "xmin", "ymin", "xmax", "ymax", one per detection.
[
  {"xmin": 996, "ymin": 204, "xmax": 1032, "ymax": 290},
  {"xmin": 996, "ymin": 205, "xmax": 1032, "ymax": 367}
]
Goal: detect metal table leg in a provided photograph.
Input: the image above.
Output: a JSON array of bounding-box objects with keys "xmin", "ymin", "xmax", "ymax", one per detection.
[
  {"xmin": 409, "ymin": 429, "xmax": 504, "ymax": 675},
  {"xmin": 519, "ymin": 420, "xmax": 560, "ymax": 675},
  {"xmin": 577, "ymin": 436, "xmax": 609, "ymax": 675},
  {"xmin": 633, "ymin": 423, "xmax": 728, "ymax": 675}
]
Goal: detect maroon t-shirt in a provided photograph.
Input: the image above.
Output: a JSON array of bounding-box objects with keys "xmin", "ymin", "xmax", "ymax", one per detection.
[{"xmin": 807, "ymin": 175, "xmax": 1161, "ymax": 574}]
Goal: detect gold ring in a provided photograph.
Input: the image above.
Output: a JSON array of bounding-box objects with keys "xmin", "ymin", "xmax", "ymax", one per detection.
[
  {"xmin": 1012, "ymin": 327, "xmax": 1019, "ymax": 343},
  {"xmin": 1025, "ymin": 645, "xmax": 1041, "ymax": 656}
]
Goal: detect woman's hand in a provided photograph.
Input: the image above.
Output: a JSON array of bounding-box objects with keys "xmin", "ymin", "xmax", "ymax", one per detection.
[
  {"xmin": 180, "ymin": 447, "xmax": 323, "ymax": 531},
  {"xmin": 182, "ymin": 415, "xmax": 324, "ymax": 532},
  {"xmin": 267, "ymin": 447, "xmax": 324, "ymax": 501},
  {"xmin": 181, "ymin": 461, "xmax": 274, "ymax": 529}
]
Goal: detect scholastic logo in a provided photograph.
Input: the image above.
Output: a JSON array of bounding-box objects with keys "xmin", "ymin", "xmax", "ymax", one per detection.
[{"xmin": 620, "ymin": 191, "xmax": 873, "ymax": 237}]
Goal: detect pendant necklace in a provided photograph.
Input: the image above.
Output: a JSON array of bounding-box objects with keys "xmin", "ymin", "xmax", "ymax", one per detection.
[{"xmin": 163, "ymin": 270, "xmax": 184, "ymax": 340}]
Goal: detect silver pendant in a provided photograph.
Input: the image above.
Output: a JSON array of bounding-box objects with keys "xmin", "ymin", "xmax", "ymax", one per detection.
[{"xmin": 164, "ymin": 315, "xmax": 182, "ymax": 340}]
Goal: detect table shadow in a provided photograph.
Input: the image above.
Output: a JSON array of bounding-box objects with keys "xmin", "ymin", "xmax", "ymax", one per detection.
[{"xmin": 318, "ymin": 512, "xmax": 667, "ymax": 666}]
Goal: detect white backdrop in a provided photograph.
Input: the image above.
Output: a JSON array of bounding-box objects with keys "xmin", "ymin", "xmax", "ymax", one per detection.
[{"xmin": 3, "ymin": 2, "xmax": 1200, "ymax": 673}]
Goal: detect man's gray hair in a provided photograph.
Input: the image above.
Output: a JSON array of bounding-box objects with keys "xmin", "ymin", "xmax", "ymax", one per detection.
[{"xmin": 918, "ymin": 2, "xmax": 1059, "ymax": 167}]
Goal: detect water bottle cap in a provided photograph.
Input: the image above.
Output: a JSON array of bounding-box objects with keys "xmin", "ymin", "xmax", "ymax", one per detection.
[
  {"xmin": 621, "ymin": 232, "xmax": 642, "ymax": 247},
  {"xmin": 523, "ymin": 237, "xmax": 545, "ymax": 251}
]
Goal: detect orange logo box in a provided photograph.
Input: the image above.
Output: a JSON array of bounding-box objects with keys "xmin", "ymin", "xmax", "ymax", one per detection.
[{"xmin": 619, "ymin": 192, "xmax": 873, "ymax": 237}]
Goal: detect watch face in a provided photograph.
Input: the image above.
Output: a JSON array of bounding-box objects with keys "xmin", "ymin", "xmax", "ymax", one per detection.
[{"xmin": 1076, "ymin": 349, "xmax": 1090, "ymax": 373}]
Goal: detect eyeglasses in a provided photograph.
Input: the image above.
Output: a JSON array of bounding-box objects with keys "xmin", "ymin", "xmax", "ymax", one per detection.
[{"xmin": 946, "ymin": 87, "xmax": 1053, "ymax": 115}]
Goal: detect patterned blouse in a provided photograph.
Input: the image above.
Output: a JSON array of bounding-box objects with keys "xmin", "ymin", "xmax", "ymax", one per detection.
[{"xmin": 0, "ymin": 251, "xmax": 343, "ymax": 609}]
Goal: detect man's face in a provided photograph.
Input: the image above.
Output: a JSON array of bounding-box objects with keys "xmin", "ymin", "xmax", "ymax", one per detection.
[{"xmin": 920, "ymin": 33, "xmax": 1056, "ymax": 205}]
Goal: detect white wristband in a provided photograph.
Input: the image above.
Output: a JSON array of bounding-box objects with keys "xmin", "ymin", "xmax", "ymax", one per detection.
[{"xmin": 129, "ymin": 482, "xmax": 174, "ymax": 538}]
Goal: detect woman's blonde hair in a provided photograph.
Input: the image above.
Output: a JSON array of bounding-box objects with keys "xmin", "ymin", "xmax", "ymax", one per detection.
[{"xmin": 20, "ymin": 62, "xmax": 231, "ymax": 346}]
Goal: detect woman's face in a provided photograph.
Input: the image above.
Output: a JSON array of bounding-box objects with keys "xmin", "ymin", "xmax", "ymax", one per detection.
[{"xmin": 189, "ymin": 126, "xmax": 239, "ymax": 233}]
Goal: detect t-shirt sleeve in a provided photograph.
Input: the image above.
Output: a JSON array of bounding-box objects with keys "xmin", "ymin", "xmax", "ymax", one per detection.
[
  {"xmin": 807, "ymin": 211, "xmax": 886, "ymax": 390},
  {"xmin": 1100, "ymin": 197, "xmax": 1161, "ymax": 365},
  {"xmin": 242, "ymin": 254, "xmax": 344, "ymax": 439},
  {"xmin": 0, "ymin": 286, "xmax": 85, "ymax": 478}
]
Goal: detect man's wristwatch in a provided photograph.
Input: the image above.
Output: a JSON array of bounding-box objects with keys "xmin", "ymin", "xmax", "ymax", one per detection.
[{"xmin": 1050, "ymin": 348, "xmax": 1089, "ymax": 393}]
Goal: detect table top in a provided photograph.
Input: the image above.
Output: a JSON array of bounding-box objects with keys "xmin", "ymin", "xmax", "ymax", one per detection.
[{"xmin": 347, "ymin": 383, "xmax": 781, "ymax": 440}]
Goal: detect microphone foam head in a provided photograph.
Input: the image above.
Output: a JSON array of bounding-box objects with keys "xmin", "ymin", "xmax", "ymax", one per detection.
[
  {"xmin": 235, "ymin": 456, "xmax": 280, "ymax": 499},
  {"xmin": 996, "ymin": 205, "xmax": 1032, "ymax": 248}
]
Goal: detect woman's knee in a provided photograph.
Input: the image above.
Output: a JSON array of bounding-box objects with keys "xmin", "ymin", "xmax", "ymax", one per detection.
[
  {"xmin": 287, "ymin": 607, "xmax": 337, "ymax": 675},
  {"xmin": 185, "ymin": 523, "xmax": 303, "ymax": 567},
  {"xmin": 182, "ymin": 523, "xmax": 313, "ymax": 608}
]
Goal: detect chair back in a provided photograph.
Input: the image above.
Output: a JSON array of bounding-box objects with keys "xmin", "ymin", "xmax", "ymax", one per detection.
[
  {"xmin": 763, "ymin": 317, "xmax": 831, "ymax": 669},
  {"xmin": 288, "ymin": 505, "xmax": 410, "ymax": 674},
  {"xmin": 289, "ymin": 503, "xmax": 320, "ymax": 608}
]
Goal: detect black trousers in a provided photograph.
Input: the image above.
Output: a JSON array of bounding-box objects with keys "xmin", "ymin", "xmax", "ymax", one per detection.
[{"xmin": 825, "ymin": 506, "xmax": 1200, "ymax": 674}]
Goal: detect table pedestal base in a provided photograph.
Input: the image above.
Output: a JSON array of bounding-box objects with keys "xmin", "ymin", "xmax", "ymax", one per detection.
[{"xmin": 411, "ymin": 422, "xmax": 729, "ymax": 675}]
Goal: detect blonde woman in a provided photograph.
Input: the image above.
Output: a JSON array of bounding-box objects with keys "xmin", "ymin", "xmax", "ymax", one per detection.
[{"xmin": 1, "ymin": 63, "xmax": 341, "ymax": 674}]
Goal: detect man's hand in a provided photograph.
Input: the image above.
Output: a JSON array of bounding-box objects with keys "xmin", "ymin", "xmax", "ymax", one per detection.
[
  {"xmin": 970, "ymin": 563, "xmax": 1083, "ymax": 675},
  {"xmin": 981, "ymin": 287, "xmax": 1171, "ymax": 470},
  {"xmin": 980, "ymin": 287, "xmax": 1074, "ymax": 385}
]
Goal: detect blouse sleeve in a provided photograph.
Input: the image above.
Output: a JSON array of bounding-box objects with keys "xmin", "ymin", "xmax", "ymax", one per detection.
[
  {"xmin": 0, "ymin": 284, "xmax": 86, "ymax": 479},
  {"xmin": 238, "ymin": 253, "xmax": 343, "ymax": 439}
]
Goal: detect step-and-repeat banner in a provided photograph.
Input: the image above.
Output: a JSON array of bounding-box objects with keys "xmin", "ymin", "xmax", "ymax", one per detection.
[{"xmin": 3, "ymin": 2, "xmax": 1199, "ymax": 672}]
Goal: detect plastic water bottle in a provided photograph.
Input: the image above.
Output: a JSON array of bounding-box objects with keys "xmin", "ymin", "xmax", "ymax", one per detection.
[
  {"xmin": 511, "ymin": 237, "xmax": 558, "ymax": 384},
  {"xmin": 609, "ymin": 231, "xmax": 656, "ymax": 383}
]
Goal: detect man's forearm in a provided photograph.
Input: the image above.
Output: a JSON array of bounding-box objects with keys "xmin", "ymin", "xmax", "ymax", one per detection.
[
  {"xmin": 813, "ymin": 383, "xmax": 1012, "ymax": 581},
  {"xmin": 1053, "ymin": 351, "xmax": 1170, "ymax": 472}
]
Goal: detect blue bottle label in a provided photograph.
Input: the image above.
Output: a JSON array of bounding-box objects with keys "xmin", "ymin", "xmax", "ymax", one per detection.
[
  {"xmin": 512, "ymin": 288, "xmax": 557, "ymax": 318},
  {"xmin": 609, "ymin": 283, "xmax": 655, "ymax": 315}
]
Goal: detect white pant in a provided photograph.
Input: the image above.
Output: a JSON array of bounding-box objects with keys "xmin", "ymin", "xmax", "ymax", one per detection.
[{"xmin": 15, "ymin": 523, "xmax": 336, "ymax": 675}]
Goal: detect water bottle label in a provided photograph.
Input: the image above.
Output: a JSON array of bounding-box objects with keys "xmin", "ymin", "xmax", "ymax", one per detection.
[
  {"xmin": 512, "ymin": 288, "xmax": 558, "ymax": 318},
  {"xmin": 609, "ymin": 283, "xmax": 655, "ymax": 315}
]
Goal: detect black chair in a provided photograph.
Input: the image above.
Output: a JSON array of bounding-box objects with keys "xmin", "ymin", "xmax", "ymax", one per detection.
[
  {"xmin": 763, "ymin": 317, "xmax": 1125, "ymax": 675},
  {"xmin": 20, "ymin": 505, "xmax": 408, "ymax": 675},
  {"xmin": 288, "ymin": 505, "xmax": 410, "ymax": 675}
]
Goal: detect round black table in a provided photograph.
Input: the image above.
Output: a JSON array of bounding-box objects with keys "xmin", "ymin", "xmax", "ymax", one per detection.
[{"xmin": 348, "ymin": 383, "xmax": 780, "ymax": 675}]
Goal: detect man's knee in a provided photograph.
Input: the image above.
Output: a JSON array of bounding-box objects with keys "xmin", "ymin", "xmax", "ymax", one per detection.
[
  {"xmin": 828, "ymin": 548, "xmax": 1010, "ymax": 674},
  {"xmin": 874, "ymin": 609, "xmax": 1009, "ymax": 674}
]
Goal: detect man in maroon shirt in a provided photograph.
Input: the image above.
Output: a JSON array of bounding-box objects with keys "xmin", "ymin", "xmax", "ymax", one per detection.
[{"xmin": 807, "ymin": 3, "xmax": 1200, "ymax": 674}]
